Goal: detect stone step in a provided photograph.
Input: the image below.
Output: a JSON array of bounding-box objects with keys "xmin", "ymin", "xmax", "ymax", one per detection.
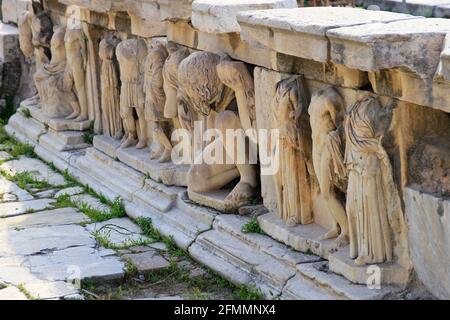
[
  {"xmin": 74, "ymin": 149, "xmax": 143, "ymax": 201},
  {"xmin": 176, "ymin": 192, "xmax": 218, "ymax": 227},
  {"xmin": 280, "ymin": 274, "xmax": 338, "ymax": 300},
  {"xmin": 214, "ymin": 215, "xmax": 322, "ymax": 269},
  {"xmin": 192, "ymin": 227, "xmax": 297, "ymax": 298},
  {"xmin": 126, "ymin": 202, "xmax": 195, "ymax": 250},
  {"xmin": 4, "ymin": 112, "xmax": 46, "ymax": 146},
  {"xmin": 296, "ymin": 261, "xmax": 399, "ymax": 300}
]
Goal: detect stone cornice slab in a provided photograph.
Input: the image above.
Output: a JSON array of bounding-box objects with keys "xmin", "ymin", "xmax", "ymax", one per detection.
[
  {"xmin": 192, "ymin": 0, "xmax": 297, "ymax": 34},
  {"xmin": 237, "ymin": 7, "xmax": 417, "ymax": 62}
]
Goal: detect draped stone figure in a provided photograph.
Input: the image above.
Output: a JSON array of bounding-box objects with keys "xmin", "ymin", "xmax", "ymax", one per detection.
[
  {"xmin": 272, "ymin": 76, "xmax": 314, "ymax": 226},
  {"xmin": 344, "ymin": 95, "xmax": 403, "ymax": 266},
  {"xmin": 99, "ymin": 36, "xmax": 123, "ymax": 140},
  {"xmin": 18, "ymin": 11, "xmax": 34, "ymax": 60},
  {"xmin": 116, "ymin": 39, "xmax": 148, "ymax": 149},
  {"xmin": 18, "ymin": 2, "xmax": 53, "ymax": 103},
  {"xmin": 29, "ymin": 1, "xmax": 53, "ymax": 69},
  {"xmin": 64, "ymin": 27, "xmax": 89, "ymax": 121},
  {"xmin": 162, "ymin": 42, "xmax": 190, "ymax": 131},
  {"xmin": 308, "ymin": 87, "xmax": 349, "ymax": 247},
  {"xmin": 83, "ymin": 23, "xmax": 102, "ymax": 133},
  {"xmin": 34, "ymin": 27, "xmax": 80, "ymax": 118},
  {"xmin": 144, "ymin": 43, "xmax": 172, "ymax": 162}
]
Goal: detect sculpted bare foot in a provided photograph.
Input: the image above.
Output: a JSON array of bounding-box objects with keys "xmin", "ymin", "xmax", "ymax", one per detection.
[
  {"xmin": 333, "ymin": 233, "xmax": 349, "ymax": 248},
  {"xmin": 120, "ymin": 135, "xmax": 137, "ymax": 148},
  {"xmin": 319, "ymin": 227, "xmax": 340, "ymax": 241},
  {"xmin": 149, "ymin": 150, "xmax": 161, "ymax": 160},
  {"xmin": 114, "ymin": 132, "xmax": 124, "ymax": 140},
  {"xmin": 66, "ymin": 111, "xmax": 80, "ymax": 120},
  {"xmin": 224, "ymin": 181, "xmax": 256, "ymax": 209},
  {"xmin": 136, "ymin": 140, "xmax": 147, "ymax": 149},
  {"xmin": 158, "ymin": 149, "xmax": 172, "ymax": 163},
  {"xmin": 354, "ymin": 256, "xmax": 368, "ymax": 266},
  {"xmin": 286, "ymin": 217, "xmax": 298, "ymax": 227},
  {"xmin": 74, "ymin": 114, "xmax": 88, "ymax": 122}
]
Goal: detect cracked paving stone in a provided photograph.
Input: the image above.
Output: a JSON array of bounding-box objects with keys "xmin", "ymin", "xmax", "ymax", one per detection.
[
  {"xmin": 23, "ymin": 281, "xmax": 79, "ymax": 300},
  {"xmin": 0, "ymin": 286, "xmax": 28, "ymax": 300},
  {"xmin": 0, "ymin": 176, "xmax": 34, "ymax": 201},
  {"xmin": 148, "ymin": 242, "xmax": 168, "ymax": 251},
  {"xmin": 2, "ymin": 193, "xmax": 17, "ymax": 202},
  {"xmin": 0, "ymin": 151, "xmax": 13, "ymax": 162},
  {"xmin": 54, "ymin": 187, "xmax": 84, "ymax": 198},
  {"xmin": 34, "ymin": 189, "xmax": 58, "ymax": 198},
  {"xmin": 86, "ymin": 218, "xmax": 150, "ymax": 247},
  {"xmin": 26, "ymin": 246, "xmax": 125, "ymax": 282},
  {"xmin": 0, "ymin": 208, "xmax": 90, "ymax": 232},
  {"xmin": 123, "ymin": 251, "xmax": 170, "ymax": 274},
  {"xmin": 0, "ymin": 224, "xmax": 95, "ymax": 256},
  {"xmin": 0, "ymin": 198, "xmax": 55, "ymax": 218},
  {"xmin": 70, "ymin": 194, "xmax": 110, "ymax": 212},
  {"xmin": 0, "ymin": 157, "xmax": 66, "ymax": 186}
]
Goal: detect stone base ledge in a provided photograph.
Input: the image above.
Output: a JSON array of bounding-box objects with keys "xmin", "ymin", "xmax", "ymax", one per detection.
[{"xmin": 5, "ymin": 111, "xmax": 409, "ymax": 299}]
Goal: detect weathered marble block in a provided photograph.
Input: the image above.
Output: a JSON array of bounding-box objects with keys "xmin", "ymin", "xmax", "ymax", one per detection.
[
  {"xmin": 60, "ymin": 0, "xmax": 166, "ymax": 37},
  {"xmin": 192, "ymin": 0, "xmax": 297, "ymax": 34},
  {"xmin": 0, "ymin": 23, "xmax": 20, "ymax": 62},
  {"xmin": 1, "ymin": 0, "xmax": 32, "ymax": 24},
  {"xmin": 158, "ymin": 0, "xmax": 193, "ymax": 22},
  {"xmin": 405, "ymin": 187, "xmax": 450, "ymax": 300},
  {"xmin": 238, "ymin": 7, "xmax": 417, "ymax": 63},
  {"xmin": 328, "ymin": 18, "xmax": 450, "ymax": 79},
  {"xmin": 357, "ymin": 0, "xmax": 449, "ymax": 17}
]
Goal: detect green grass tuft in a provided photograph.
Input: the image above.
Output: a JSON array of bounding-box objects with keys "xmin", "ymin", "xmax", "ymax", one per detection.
[{"xmin": 241, "ymin": 218, "xmax": 264, "ymax": 235}]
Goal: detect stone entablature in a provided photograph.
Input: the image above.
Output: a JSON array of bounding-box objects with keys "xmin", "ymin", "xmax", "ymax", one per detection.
[{"xmin": 4, "ymin": 0, "xmax": 450, "ymax": 300}]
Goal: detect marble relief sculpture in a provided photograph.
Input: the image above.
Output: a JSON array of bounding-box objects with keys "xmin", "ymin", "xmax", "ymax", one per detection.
[
  {"xmin": 308, "ymin": 87, "xmax": 349, "ymax": 247},
  {"xmin": 64, "ymin": 27, "xmax": 89, "ymax": 121},
  {"xmin": 271, "ymin": 76, "xmax": 314, "ymax": 226},
  {"xmin": 18, "ymin": 1, "xmax": 53, "ymax": 103},
  {"xmin": 344, "ymin": 95, "xmax": 403, "ymax": 265},
  {"xmin": 28, "ymin": 1, "xmax": 53, "ymax": 69},
  {"xmin": 34, "ymin": 27, "xmax": 80, "ymax": 118},
  {"xmin": 116, "ymin": 39, "xmax": 148, "ymax": 149},
  {"xmin": 99, "ymin": 36, "xmax": 123, "ymax": 139},
  {"xmin": 180, "ymin": 52, "xmax": 258, "ymax": 210},
  {"xmin": 144, "ymin": 43, "xmax": 173, "ymax": 162},
  {"xmin": 82, "ymin": 23, "xmax": 102, "ymax": 133},
  {"xmin": 162, "ymin": 42, "xmax": 191, "ymax": 131}
]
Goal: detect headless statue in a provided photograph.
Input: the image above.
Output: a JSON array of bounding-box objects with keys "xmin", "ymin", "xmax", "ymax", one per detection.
[
  {"xmin": 34, "ymin": 27, "xmax": 80, "ymax": 118},
  {"xmin": 308, "ymin": 87, "xmax": 349, "ymax": 248},
  {"xmin": 345, "ymin": 95, "xmax": 402, "ymax": 265},
  {"xmin": 18, "ymin": 1, "xmax": 53, "ymax": 104},
  {"xmin": 64, "ymin": 28, "xmax": 89, "ymax": 121},
  {"xmin": 271, "ymin": 76, "xmax": 314, "ymax": 226},
  {"xmin": 116, "ymin": 39, "xmax": 148, "ymax": 149},
  {"xmin": 144, "ymin": 42, "xmax": 172, "ymax": 162},
  {"xmin": 99, "ymin": 36, "xmax": 123, "ymax": 140},
  {"xmin": 162, "ymin": 42, "xmax": 191, "ymax": 131}
]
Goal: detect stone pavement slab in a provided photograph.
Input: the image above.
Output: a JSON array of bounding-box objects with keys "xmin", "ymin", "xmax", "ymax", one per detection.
[
  {"xmin": 0, "ymin": 198, "xmax": 55, "ymax": 218},
  {"xmin": 86, "ymin": 217, "xmax": 150, "ymax": 247},
  {"xmin": 123, "ymin": 251, "xmax": 170, "ymax": 274},
  {"xmin": 0, "ymin": 224, "xmax": 95, "ymax": 257},
  {"xmin": 0, "ymin": 208, "xmax": 90, "ymax": 231},
  {"xmin": 0, "ymin": 286, "xmax": 28, "ymax": 300},
  {"xmin": 0, "ymin": 156, "xmax": 66, "ymax": 186}
]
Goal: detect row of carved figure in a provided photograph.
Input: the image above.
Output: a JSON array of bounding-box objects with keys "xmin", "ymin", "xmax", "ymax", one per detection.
[
  {"xmin": 17, "ymin": 4, "xmax": 405, "ymax": 267},
  {"xmin": 273, "ymin": 78, "xmax": 406, "ymax": 266}
]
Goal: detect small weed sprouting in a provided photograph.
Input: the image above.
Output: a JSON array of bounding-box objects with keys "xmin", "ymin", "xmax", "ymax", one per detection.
[
  {"xmin": 21, "ymin": 108, "xmax": 32, "ymax": 118},
  {"xmin": 241, "ymin": 218, "xmax": 264, "ymax": 235}
]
